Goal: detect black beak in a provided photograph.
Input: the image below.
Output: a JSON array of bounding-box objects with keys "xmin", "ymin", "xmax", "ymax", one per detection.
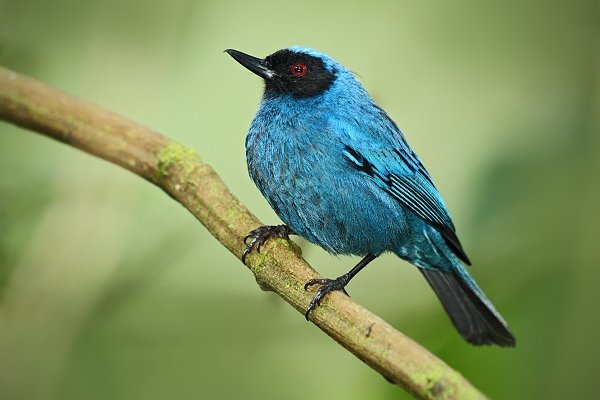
[{"xmin": 224, "ymin": 49, "xmax": 275, "ymax": 80}]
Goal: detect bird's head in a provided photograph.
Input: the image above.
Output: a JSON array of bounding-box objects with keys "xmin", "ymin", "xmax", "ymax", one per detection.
[{"xmin": 225, "ymin": 47, "xmax": 341, "ymax": 99}]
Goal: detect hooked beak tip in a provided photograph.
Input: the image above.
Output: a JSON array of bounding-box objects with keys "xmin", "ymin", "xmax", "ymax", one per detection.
[{"xmin": 225, "ymin": 48, "xmax": 275, "ymax": 80}]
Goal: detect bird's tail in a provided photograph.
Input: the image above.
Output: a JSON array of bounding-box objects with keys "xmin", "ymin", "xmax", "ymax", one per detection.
[{"xmin": 420, "ymin": 266, "xmax": 515, "ymax": 346}]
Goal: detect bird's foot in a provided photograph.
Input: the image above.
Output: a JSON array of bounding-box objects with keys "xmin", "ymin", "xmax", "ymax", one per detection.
[
  {"xmin": 242, "ymin": 225, "xmax": 293, "ymax": 264},
  {"xmin": 304, "ymin": 275, "xmax": 350, "ymax": 320}
]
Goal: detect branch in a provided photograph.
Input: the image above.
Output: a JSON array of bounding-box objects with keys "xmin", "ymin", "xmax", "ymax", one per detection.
[{"xmin": 0, "ymin": 65, "xmax": 486, "ymax": 400}]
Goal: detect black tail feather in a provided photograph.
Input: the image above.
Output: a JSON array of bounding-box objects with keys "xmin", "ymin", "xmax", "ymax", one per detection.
[{"xmin": 420, "ymin": 268, "xmax": 515, "ymax": 347}]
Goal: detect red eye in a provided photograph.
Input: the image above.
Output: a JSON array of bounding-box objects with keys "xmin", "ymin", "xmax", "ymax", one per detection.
[{"xmin": 291, "ymin": 63, "xmax": 308, "ymax": 77}]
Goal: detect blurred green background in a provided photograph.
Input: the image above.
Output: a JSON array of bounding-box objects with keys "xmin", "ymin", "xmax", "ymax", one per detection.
[{"xmin": 0, "ymin": 0, "xmax": 598, "ymax": 399}]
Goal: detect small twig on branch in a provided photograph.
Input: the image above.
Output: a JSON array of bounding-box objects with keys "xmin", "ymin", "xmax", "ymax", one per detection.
[{"xmin": 0, "ymin": 65, "xmax": 486, "ymax": 400}]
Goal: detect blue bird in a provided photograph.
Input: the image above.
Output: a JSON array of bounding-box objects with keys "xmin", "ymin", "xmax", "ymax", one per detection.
[{"xmin": 226, "ymin": 47, "xmax": 515, "ymax": 346}]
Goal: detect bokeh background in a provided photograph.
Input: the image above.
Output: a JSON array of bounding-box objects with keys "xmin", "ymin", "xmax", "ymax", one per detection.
[{"xmin": 0, "ymin": 0, "xmax": 598, "ymax": 399}]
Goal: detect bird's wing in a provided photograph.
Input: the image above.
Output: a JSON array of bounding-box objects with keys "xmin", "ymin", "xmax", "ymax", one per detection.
[{"xmin": 342, "ymin": 145, "xmax": 471, "ymax": 265}]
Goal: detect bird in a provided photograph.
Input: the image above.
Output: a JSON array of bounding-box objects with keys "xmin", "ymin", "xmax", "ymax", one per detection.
[{"xmin": 225, "ymin": 46, "xmax": 515, "ymax": 347}]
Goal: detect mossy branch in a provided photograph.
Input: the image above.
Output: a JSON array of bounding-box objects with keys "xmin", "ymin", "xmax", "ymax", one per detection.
[{"xmin": 0, "ymin": 65, "xmax": 487, "ymax": 400}]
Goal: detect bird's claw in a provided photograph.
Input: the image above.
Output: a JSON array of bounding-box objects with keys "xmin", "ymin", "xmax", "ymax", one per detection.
[
  {"xmin": 241, "ymin": 225, "xmax": 292, "ymax": 264},
  {"xmin": 304, "ymin": 276, "xmax": 350, "ymax": 320}
]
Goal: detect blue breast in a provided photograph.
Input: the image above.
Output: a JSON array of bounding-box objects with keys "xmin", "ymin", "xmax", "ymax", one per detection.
[{"xmin": 246, "ymin": 94, "xmax": 408, "ymax": 256}]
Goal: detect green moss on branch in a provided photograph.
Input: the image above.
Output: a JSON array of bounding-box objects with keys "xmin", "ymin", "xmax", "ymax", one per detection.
[{"xmin": 156, "ymin": 142, "xmax": 201, "ymax": 179}]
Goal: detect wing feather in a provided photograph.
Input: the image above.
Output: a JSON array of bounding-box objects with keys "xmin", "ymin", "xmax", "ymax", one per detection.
[{"xmin": 343, "ymin": 145, "xmax": 471, "ymax": 265}]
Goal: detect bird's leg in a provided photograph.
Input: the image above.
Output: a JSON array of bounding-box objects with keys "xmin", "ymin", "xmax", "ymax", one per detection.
[
  {"xmin": 304, "ymin": 253, "xmax": 377, "ymax": 319},
  {"xmin": 242, "ymin": 224, "xmax": 295, "ymax": 264}
]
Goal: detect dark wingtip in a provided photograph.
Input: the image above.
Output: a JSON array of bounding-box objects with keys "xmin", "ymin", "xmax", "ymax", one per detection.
[
  {"xmin": 440, "ymin": 227, "xmax": 472, "ymax": 265},
  {"xmin": 463, "ymin": 253, "xmax": 472, "ymax": 266}
]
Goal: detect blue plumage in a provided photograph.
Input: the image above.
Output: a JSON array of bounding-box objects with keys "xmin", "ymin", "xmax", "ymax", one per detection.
[{"xmin": 226, "ymin": 47, "xmax": 515, "ymax": 346}]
